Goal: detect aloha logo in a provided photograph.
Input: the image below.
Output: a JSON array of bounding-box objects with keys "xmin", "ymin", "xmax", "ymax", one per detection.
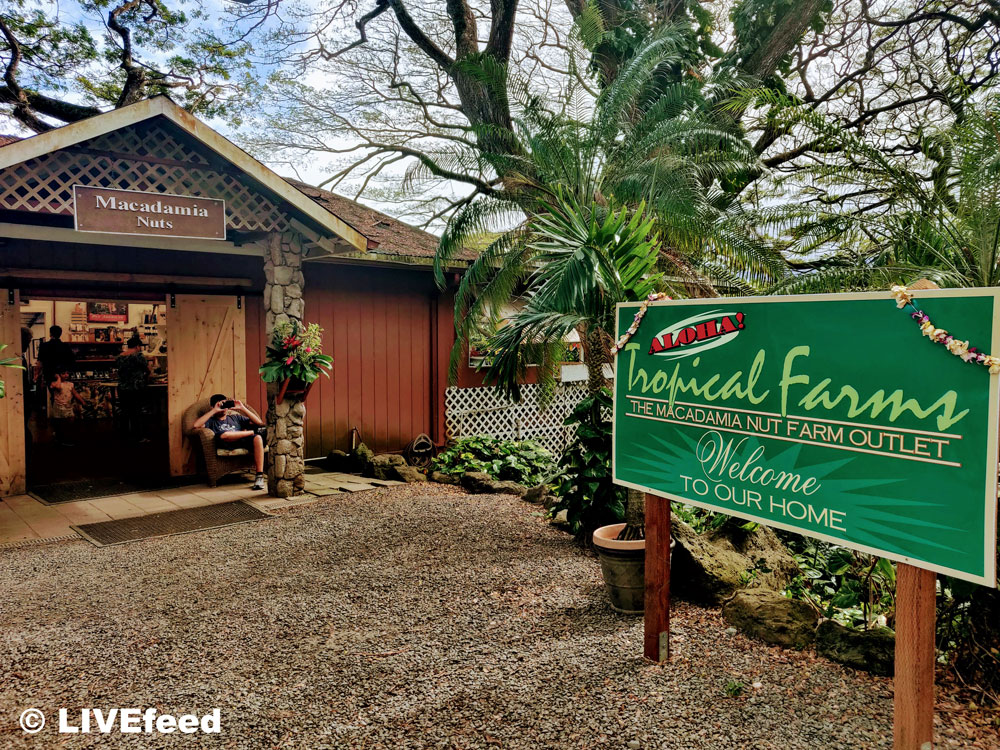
[{"xmin": 648, "ymin": 309, "xmax": 745, "ymax": 359}]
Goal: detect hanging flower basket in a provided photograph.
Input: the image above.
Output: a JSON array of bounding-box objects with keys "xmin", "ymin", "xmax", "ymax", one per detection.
[{"xmin": 259, "ymin": 321, "xmax": 332, "ymax": 403}]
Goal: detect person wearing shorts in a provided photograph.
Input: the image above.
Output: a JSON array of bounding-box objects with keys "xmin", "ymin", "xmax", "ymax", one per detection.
[{"xmin": 192, "ymin": 393, "xmax": 267, "ymax": 490}]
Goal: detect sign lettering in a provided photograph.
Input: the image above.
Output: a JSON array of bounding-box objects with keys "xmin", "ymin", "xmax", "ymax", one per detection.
[{"xmin": 73, "ymin": 185, "xmax": 226, "ymax": 240}]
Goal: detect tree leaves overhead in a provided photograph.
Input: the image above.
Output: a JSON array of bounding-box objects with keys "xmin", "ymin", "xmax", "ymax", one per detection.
[{"xmin": 1, "ymin": 0, "xmax": 258, "ymax": 131}]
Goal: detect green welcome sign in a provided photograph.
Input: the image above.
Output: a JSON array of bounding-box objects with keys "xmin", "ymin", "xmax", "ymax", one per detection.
[{"xmin": 613, "ymin": 290, "xmax": 1000, "ymax": 586}]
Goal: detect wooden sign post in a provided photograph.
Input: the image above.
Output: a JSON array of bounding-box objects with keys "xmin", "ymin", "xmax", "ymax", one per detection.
[
  {"xmin": 643, "ymin": 493, "xmax": 671, "ymax": 662},
  {"xmin": 894, "ymin": 563, "xmax": 936, "ymax": 750},
  {"xmin": 893, "ymin": 279, "xmax": 939, "ymax": 750}
]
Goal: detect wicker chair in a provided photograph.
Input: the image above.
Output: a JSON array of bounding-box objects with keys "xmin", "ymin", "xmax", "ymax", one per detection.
[{"xmin": 182, "ymin": 398, "xmax": 266, "ymax": 487}]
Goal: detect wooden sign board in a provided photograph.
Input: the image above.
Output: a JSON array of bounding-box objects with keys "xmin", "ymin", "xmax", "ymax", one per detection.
[
  {"xmin": 613, "ymin": 289, "xmax": 1000, "ymax": 586},
  {"xmin": 73, "ymin": 185, "xmax": 226, "ymax": 240},
  {"xmin": 618, "ymin": 284, "xmax": 997, "ymax": 749}
]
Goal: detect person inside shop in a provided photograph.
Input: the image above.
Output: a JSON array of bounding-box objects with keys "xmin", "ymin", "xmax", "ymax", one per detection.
[
  {"xmin": 115, "ymin": 332, "xmax": 150, "ymax": 442},
  {"xmin": 38, "ymin": 325, "xmax": 75, "ymax": 388},
  {"xmin": 192, "ymin": 394, "xmax": 267, "ymax": 490},
  {"xmin": 49, "ymin": 369, "xmax": 85, "ymax": 446}
]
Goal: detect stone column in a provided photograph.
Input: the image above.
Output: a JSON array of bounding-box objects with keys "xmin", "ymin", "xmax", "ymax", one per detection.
[{"xmin": 263, "ymin": 231, "xmax": 307, "ymax": 497}]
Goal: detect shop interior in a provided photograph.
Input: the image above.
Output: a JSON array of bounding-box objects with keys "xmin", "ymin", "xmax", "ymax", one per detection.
[{"xmin": 21, "ymin": 297, "xmax": 170, "ymax": 490}]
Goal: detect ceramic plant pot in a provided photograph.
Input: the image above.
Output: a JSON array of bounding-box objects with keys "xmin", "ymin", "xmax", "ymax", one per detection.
[{"xmin": 593, "ymin": 522, "xmax": 675, "ymax": 614}]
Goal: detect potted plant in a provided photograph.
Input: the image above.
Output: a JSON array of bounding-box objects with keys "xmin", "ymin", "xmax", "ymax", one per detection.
[
  {"xmin": 593, "ymin": 508, "xmax": 675, "ymax": 615},
  {"xmin": 259, "ymin": 321, "xmax": 333, "ymax": 403}
]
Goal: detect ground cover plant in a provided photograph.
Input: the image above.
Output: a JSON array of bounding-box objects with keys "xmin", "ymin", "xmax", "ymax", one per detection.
[{"xmin": 429, "ymin": 436, "xmax": 553, "ymax": 487}]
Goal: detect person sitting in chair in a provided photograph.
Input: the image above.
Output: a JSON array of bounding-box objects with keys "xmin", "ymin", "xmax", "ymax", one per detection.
[{"xmin": 193, "ymin": 394, "xmax": 267, "ymax": 490}]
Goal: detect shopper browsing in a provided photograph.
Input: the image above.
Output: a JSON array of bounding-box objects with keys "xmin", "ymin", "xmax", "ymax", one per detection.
[
  {"xmin": 49, "ymin": 370, "xmax": 85, "ymax": 446},
  {"xmin": 192, "ymin": 394, "xmax": 267, "ymax": 490},
  {"xmin": 116, "ymin": 333, "xmax": 150, "ymax": 442},
  {"xmin": 38, "ymin": 325, "xmax": 75, "ymax": 387}
]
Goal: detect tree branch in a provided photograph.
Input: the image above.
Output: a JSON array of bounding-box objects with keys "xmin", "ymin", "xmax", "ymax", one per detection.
[
  {"xmin": 106, "ymin": 0, "xmax": 152, "ymax": 107},
  {"xmin": 320, "ymin": 0, "xmax": 392, "ymax": 60},
  {"xmin": 387, "ymin": 0, "xmax": 455, "ymax": 70},
  {"xmin": 0, "ymin": 17, "xmax": 53, "ymax": 132}
]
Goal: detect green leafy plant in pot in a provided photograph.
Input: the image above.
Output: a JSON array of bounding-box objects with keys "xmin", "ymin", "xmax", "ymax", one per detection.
[
  {"xmin": 0, "ymin": 343, "xmax": 23, "ymax": 399},
  {"xmin": 259, "ymin": 321, "xmax": 333, "ymax": 403}
]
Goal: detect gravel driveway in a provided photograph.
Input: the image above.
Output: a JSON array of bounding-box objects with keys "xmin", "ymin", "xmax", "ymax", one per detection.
[{"xmin": 0, "ymin": 484, "xmax": 984, "ymax": 748}]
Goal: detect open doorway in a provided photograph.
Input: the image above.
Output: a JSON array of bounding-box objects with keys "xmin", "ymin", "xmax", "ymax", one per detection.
[{"xmin": 22, "ymin": 296, "xmax": 171, "ymax": 498}]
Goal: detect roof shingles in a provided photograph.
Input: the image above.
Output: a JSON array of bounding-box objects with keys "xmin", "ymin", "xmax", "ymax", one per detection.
[{"xmin": 287, "ymin": 180, "xmax": 442, "ymax": 260}]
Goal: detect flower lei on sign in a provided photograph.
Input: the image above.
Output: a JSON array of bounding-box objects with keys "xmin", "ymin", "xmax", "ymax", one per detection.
[
  {"xmin": 609, "ymin": 293, "xmax": 672, "ymax": 357},
  {"xmin": 890, "ymin": 285, "xmax": 1000, "ymax": 374}
]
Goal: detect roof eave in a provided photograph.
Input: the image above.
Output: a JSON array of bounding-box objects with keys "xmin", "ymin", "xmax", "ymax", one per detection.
[{"xmin": 0, "ymin": 97, "xmax": 368, "ymax": 253}]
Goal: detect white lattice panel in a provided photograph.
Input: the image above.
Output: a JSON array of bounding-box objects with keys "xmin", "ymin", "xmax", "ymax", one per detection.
[
  {"xmin": 445, "ymin": 383, "xmax": 588, "ymax": 456},
  {"xmin": 0, "ymin": 124, "xmax": 288, "ymax": 232}
]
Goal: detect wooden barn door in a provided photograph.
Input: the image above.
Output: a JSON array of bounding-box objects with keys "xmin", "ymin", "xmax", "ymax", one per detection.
[
  {"xmin": 0, "ymin": 289, "xmax": 26, "ymax": 497},
  {"xmin": 167, "ymin": 294, "xmax": 246, "ymax": 476}
]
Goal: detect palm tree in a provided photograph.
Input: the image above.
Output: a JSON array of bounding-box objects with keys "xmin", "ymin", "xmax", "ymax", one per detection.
[{"xmin": 433, "ymin": 30, "xmax": 770, "ymax": 539}]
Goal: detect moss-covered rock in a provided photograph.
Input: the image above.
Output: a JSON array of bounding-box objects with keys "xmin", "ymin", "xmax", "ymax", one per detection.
[
  {"xmin": 354, "ymin": 442, "xmax": 375, "ymax": 476},
  {"xmin": 670, "ymin": 514, "xmax": 799, "ymax": 605},
  {"xmin": 816, "ymin": 620, "xmax": 895, "ymax": 676},
  {"xmin": 722, "ymin": 590, "xmax": 819, "ymax": 648},
  {"xmin": 394, "ymin": 465, "xmax": 427, "ymax": 483},
  {"xmin": 371, "ymin": 453, "xmax": 406, "ymax": 480}
]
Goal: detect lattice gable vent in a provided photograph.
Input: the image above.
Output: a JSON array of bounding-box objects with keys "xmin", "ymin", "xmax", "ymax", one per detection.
[{"xmin": 0, "ymin": 119, "xmax": 289, "ymax": 233}]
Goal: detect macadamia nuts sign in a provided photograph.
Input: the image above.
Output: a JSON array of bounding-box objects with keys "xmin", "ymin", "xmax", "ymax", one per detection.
[{"xmin": 612, "ymin": 290, "xmax": 1000, "ymax": 586}]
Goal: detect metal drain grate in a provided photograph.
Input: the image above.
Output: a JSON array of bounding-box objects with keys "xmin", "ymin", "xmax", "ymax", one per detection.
[
  {"xmin": 72, "ymin": 501, "xmax": 271, "ymax": 547},
  {"xmin": 0, "ymin": 534, "xmax": 80, "ymax": 550}
]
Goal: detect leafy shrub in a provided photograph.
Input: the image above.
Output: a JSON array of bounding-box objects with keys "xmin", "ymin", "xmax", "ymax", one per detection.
[
  {"xmin": 551, "ymin": 389, "xmax": 624, "ymax": 538},
  {"xmin": 782, "ymin": 537, "xmax": 896, "ymax": 629},
  {"xmin": 673, "ymin": 502, "xmax": 758, "ymax": 535},
  {"xmin": 430, "ymin": 436, "xmax": 553, "ymax": 486}
]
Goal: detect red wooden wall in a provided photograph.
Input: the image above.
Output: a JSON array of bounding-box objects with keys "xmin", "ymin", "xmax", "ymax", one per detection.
[
  {"xmin": 292, "ymin": 264, "xmax": 450, "ymax": 458},
  {"xmin": 244, "ymin": 294, "xmax": 268, "ymax": 418}
]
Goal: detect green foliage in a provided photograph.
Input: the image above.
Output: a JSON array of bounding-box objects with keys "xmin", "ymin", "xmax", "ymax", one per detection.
[
  {"xmin": 727, "ymin": 0, "xmax": 832, "ymax": 82},
  {"xmin": 672, "ymin": 502, "xmax": 759, "ymax": 535},
  {"xmin": 782, "ymin": 537, "xmax": 896, "ymax": 629},
  {"xmin": 259, "ymin": 321, "xmax": 333, "ymax": 385},
  {"xmin": 0, "ymin": 343, "xmax": 24, "ymax": 399},
  {"xmin": 739, "ymin": 92, "xmax": 1000, "ymax": 294},
  {"xmin": 485, "ymin": 192, "xmax": 663, "ymax": 401},
  {"xmin": 2, "ymin": 0, "xmax": 258, "ymax": 126},
  {"xmin": 551, "ymin": 389, "xmax": 624, "ymax": 538},
  {"xmin": 435, "ymin": 30, "xmax": 770, "ymax": 397},
  {"xmin": 723, "ymin": 679, "xmax": 745, "ymax": 698},
  {"xmin": 429, "ymin": 436, "xmax": 553, "ymax": 487}
]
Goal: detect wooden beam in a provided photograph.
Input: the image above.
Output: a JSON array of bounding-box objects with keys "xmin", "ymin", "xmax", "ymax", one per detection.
[
  {"xmin": 0, "ymin": 268, "xmax": 255, "ymax": 288},
  {"xmin": 644, "ymin": 492, "xmax": 671, "ymax": 662},
  {"xmin": 290, "ymin": 218, "xmax": 356, "ymax": 258},
  {"xmin": 894, "ymin": 563, "xmax": 936, "ymax": 750},
  {"xmin": 0, "ymin": 222, "xmax": 264, "ymax": 257}
]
